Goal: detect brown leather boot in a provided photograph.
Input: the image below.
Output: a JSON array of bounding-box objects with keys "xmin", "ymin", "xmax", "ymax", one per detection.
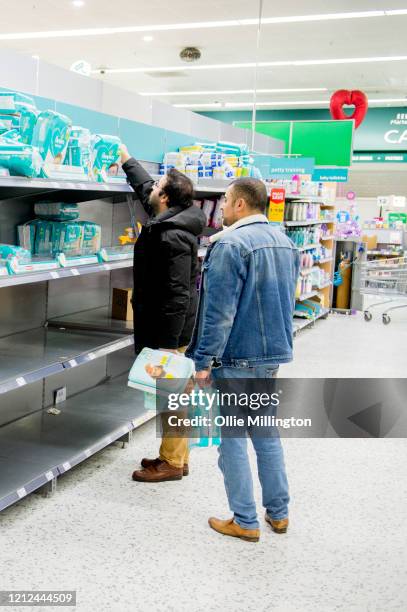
[
  {"xmin": 265, "ymin": 514, "xmax": 289, "ymax": 533},
  {"xmin": 208, "ymin": 517, "xmax": 260, "ymax": 542},
  {"xmin": 132, "ymin": 460, "xmax": 183, "ymax": 482},
  {"xmin": 141, "ymin": 457, "xmax": 189, "ymax": 476}
]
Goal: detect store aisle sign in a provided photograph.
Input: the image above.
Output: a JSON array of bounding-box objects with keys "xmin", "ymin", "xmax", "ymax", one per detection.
[
  {"xmin": 268, "ymin": 157, "xmax": 315, "ymax": 178},
  {"xmin": 312, "ymin": 168, "xmax": 349, "ymax": 182},
  {"xmin": 353, "ymin": 153, "xmax": 407, "ymax": 163},
  {"xmin": 268, "ymin": 188, "xmax": 285, "ymax": 223}
]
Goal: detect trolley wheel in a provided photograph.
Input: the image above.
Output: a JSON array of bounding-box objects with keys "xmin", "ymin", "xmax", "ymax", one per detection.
[
  {"xmin": 364, "ymin": 311, "xmax": 373, "ymax": 322},
  {"xmin": 382, "ymin": 314, "xmax": 391, "ymax": 325}
]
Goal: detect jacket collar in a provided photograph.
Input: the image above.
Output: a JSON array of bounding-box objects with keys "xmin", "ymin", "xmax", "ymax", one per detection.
[
  {"xmin": 210, "ymin": 214, "xmax": 269, "ymax": 243},
  {"xmin": 147, "ymin": 205, "xmax": 184, "ymax": 227}
]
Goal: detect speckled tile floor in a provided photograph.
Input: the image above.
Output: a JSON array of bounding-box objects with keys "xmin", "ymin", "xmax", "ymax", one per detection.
[{"xmin": 0, "ymin": 314, "xmax": 406, "ymax": 612}]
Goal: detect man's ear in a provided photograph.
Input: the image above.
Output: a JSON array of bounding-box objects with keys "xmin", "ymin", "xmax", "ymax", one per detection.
[{"xmin": 235, "ymin": 197, "xmax": 246, "ymax": 211}]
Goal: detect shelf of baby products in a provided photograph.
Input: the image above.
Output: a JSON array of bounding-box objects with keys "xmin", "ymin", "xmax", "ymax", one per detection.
[
  {"xmin": 0, "ymin": 327, "xmax": 134, "ymax": 396},
  {"xmin": 0, "ymin": 92, "xmax": 131, "ymax": 202},
  {"xmin": 0, "ymin": 258, "xmax": 133, "ymax": 289},
  {"xmin": 0, "ymin": 373, "xmax": 154, "ymax": 513},
  {"xmin": 0, "ymin": 202, "xmax": 135, "ymax": 287},
  {"xmin": 284, "ymin": 181, "xmax": 336, "ymax": 330}
]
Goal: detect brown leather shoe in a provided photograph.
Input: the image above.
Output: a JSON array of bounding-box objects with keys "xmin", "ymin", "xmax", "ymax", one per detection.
[
  {"xmin": 208, "ymin": 517, "xmax": 260, "ymax": 542},
  {"xmin": 141, "ymin": 457, "xmax": 189, "ymax": 476},
  {"xmin": 265, "ymin": 514, "xmax": 289, "ymax": 533},
  {"xmin": 132, "ymin": 460, "xmax": 183, "ymax": 482}
]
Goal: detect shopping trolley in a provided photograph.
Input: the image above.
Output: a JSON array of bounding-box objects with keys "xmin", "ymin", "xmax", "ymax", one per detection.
[{"xmin": 360, "ymin": 255, "xmax": 407, "ymax": 324}]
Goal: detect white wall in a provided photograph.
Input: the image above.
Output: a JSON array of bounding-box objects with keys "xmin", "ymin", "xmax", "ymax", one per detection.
[{"xmin": 0, "ymin": 49, "xmax": 284, "ymax": 156}]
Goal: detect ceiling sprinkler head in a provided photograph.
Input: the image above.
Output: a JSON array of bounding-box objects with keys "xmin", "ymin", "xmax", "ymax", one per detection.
[{"xmin": 180, "ymin": 47, "xmax": 201, "ymax": 63}]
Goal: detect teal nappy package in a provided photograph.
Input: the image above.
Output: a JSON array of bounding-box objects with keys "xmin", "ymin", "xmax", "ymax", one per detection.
[
  {"xmin": 0, "ymin": 243, "xmax": 31, "ymax": 261},
  {"xmin": 0, "ymin": 92, "xmax": 38, "ymax": 144},
  {"xmin": 34, "ymin": 220, "xmax": 54, "ymax": 257},
  {"xmin": 20, "ymin": 108, "xmax": 38, "ymax": 145},
  {"xmin": 34, "ymin": 202, "xmax": 80, "ymax": 221},
  {"xmin": 90, "ymin": 134, "xmax": 121, "ymax": 182},
  {"xmin": 60, "ymin": 222, "xmax": 83, "ymax": 257},
  {"xmin": 32, "ymin": 110, "xmax": 72, "ymax": 177},
  {"xmin": 0, "ymin": 92, "xmax": 36, "ymax": 112},
  {"xmin": 64, "ymin": 126, "xmax": 91, "ymax": 173},
  {"xmin": 79, "ymin": 221, "xmax": 101, "ymax": 255},
  {"xmin": 0, "ymin": 141, "xmax": 43, "ymax": 177}
]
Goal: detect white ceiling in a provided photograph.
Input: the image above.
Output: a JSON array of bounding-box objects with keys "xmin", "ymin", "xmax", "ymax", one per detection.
[{"xmin": 1, "ymin": 0, "xmax": 407, "ymax": 109}]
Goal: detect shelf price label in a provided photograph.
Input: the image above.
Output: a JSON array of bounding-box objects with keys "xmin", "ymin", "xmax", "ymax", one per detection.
[{"xmin": 268, "ymin": 188, "xmax": 286, "ymax": 223}]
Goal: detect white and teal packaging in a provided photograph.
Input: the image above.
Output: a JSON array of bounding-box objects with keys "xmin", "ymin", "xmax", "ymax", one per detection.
[
  {"xmin": 64, "ymin": 126, "xmax": 91, "ymax": 173},
  {"xmin": 128, "ymin": 348, "xmax": 195, "ymax": 410},
  {"xmin": 90, "ymin": 134, "xmax": 121, "ymax": 182},
  {"xmin": 78, "ymin": 221, "xmax": 101, "ymax": 255},
  {"xmin": 32, "ymin": 110, "xmax": 72, "ymax": 178}
]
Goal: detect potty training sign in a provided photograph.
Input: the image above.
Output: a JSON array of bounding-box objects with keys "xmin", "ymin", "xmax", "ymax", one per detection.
[{"xmin": 268, "ymin": 157, "xmax": 315, "ymax": 178}]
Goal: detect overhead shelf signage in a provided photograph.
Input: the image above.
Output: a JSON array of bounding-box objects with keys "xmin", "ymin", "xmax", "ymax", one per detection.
[
  {"xmin": 353, "ymin": 153, "xmax": 407, "ymax": 163},
  {"xmin": 268, "ymin": 157, "xmax": 315, "ymax": 178},
  {"xmin": 312, "ymin": 168, "xmax": 349, "ymax": 182}
]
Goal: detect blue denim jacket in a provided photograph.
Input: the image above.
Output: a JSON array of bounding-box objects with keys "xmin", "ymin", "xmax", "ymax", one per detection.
[{"xmin": 186, "ymin": 215, "xmax": 300, "ymax": 370}]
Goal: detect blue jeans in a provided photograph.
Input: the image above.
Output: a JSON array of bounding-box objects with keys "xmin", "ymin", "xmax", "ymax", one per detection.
[{"xmin": 211, "ymin": 365, "xmax": 290, "ymax": 530}]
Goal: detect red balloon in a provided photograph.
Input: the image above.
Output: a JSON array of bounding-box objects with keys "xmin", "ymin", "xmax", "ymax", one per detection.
[{"xmin": 330, "ymin": 90, "xmax": 368, "ymax": 129}]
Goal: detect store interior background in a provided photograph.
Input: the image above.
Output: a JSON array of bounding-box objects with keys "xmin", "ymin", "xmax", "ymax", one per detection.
[{"xmin": 0, "ymin": 3, "xmax": 406, "ymax": 611}]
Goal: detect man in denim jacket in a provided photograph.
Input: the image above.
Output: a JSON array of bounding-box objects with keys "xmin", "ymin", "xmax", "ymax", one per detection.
[{"xmin": 186, "ymin": 178, "xmax": 299, "ymax": 542}]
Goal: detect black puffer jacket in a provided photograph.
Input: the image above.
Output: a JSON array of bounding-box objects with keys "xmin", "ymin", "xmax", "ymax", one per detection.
[{"xmin": 122, "ymin": 157, "xmax": 206, "ymax": 352}]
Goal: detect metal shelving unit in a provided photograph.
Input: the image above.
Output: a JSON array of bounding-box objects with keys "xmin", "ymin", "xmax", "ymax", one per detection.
[
  {"xmin": 285, "ymin": 219, "xmax": 322, "ymax": 227},
  {"xmin": 0, "ymin": 258, "xmax": 133, "ymax": 289},
  {"xmin": 48, "ymin": 306, "xmax": 133, "ymax": 335},
  {"xmin": 297, "ymin": 290, "xmax": 319, "ymax": 302},
  {"xmin": 293, "ymin": 308, "xmax": 329, "ymax": 335},
  {"xmin": 0, "ymin": 176, "xmax": 133, "ymax": 203},
  {"xmin": 0, "ymin": 175, "xmax": 143, "ymax": 513},
  {"xmin": 298, "ymin": 243, "xmax": 319, "ymax": 251},
  {"xmin": 0, "ymin": 374, "xmax": 155, "ymax": 512},
  {"xmin": 0, "ymin": 321, "xmax": 133, "ymax": 397}
]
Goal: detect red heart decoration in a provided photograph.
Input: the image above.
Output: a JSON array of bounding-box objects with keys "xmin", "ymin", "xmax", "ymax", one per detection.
[{"xmin": 330, "ymin": 89, "xmax": 368, "ymax": 129}]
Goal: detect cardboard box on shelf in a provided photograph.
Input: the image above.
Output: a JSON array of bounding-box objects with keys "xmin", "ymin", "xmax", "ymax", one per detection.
[
  {"xmin": 361, "ymin": 234, "xmax": 378, "ymax": 250},
  {"xmin": 112, "ymin": 287, "xmax": 133, "ymax": 321}
]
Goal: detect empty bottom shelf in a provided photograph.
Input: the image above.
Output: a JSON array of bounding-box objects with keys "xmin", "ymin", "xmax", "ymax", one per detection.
[{"xmin": 0, "ymin": 374, "xmax": 155, "ymax": 512}]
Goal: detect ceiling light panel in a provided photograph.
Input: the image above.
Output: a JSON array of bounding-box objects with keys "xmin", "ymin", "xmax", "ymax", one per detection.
[
  {"xmin": 1, "ymin": 9, "xmax": 407, "ymax": 40},
  {"xmin": 139, "ymin": 88, "xmax": 328, "ymax": 96}
]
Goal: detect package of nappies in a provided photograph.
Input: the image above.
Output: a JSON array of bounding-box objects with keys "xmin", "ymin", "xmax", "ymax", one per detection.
[
  {"xmin": 128, "ymin": 347, "xmax": 195, "ymax": 394},
  {"xmin": 34, "ymin": 202, "xmax": 80, "ymax": 222},
  {"xmin": 0, "ymin": 141, "xmax": 43, "ymax": 177},
  {"xmin": 0, "ymin": 129, "xmax": 22, "ymax": 142},
  {"xmin": 34, "ymin": 220, "xmax": 54, "ymax": 257},
  {"xmin": 0, "ymin": 92, "xmax": 36, "ymax": 113},
  {"xmin": 60, "ymin": 222, "xmax": 83, "ymax": 257},
  {"xmin": 90, "ymin": 134, "xmax": 121, "ymax": 183},
  {"xmin": 64, "ymin": 126, "xmax": 91, "ymax": 173},
  {"xmin": 32, "ymin": 110, "xmax": 72, "ymax": 176},
  {"xmin": 18, "ymin": 221, "xmax": 38, "ymax": 253},
  {"xmin": 78, "ymin": 221, "xmax": 101, "ymax": 255},
  {"xmin": 20, "ymin": 108, "xmax": 38, "ymax": 145},
  {"xmin": 0, "ymin": 243, "xmax": 31, "ymax": 261}
]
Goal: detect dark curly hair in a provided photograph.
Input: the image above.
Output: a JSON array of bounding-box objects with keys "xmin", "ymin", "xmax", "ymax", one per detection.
[{"xmin": 163, "ymin": 168, "xmax": 195, "ymax": 209}]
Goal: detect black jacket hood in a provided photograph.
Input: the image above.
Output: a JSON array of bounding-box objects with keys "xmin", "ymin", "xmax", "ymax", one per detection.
[{"xmin": 150, "ymin": 205, "xmax": 206, "ymax": 237}]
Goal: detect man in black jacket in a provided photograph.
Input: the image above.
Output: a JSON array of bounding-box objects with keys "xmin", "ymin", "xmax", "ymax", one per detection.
[{"xmin": 121, "ymin": 145, "xmax": 206, "ymax": 483}]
